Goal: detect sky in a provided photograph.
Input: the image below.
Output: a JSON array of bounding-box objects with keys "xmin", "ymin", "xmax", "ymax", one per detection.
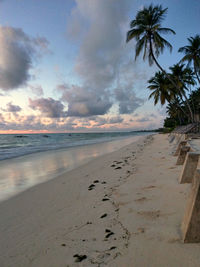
[{"xmin": 0, "ymin": 0, "xmax": 199, "ymax": 133}]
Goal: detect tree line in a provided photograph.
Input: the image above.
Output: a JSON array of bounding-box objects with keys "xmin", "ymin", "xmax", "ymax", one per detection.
[{"xmin": 126, "ymin": 4, "xmax": 200, "ymax": 129}]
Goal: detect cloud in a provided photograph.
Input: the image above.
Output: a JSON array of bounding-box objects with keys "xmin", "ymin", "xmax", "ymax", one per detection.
[
  {"xmin": 0, "ymin": 26, "xmax": 49, "ymax": 90},
  {"xmin": 5, "ymin": 102, "xmax": 22, "ymax": 113},
  {"xmin": 72, "ymin": 0, "xmax": 128, "ymax": 89},
  {"xmin": 58, "ymin": 84, "xmax": 112, "ymax": 117},
  {"xmin": 29, "ymin": 97, "xmax": 67, "ymax": 118},
  {"xmin": 109, "ymin": 116, "xmax": 124, "ymax": 124},
  {"xmin": 29, "ymin": 84, "xmax": 44, "ymax": 96},
  {"xmin": 90, "ymin": 115, "xmax": 124, "ymax": 126},
  {"xmin": 135, "ymin": 117, "xmax": 151, "ymax": 123},
  {"xmin": 63, "ymin": 0, "xmax": 147, "ymax": 117},
  {"xmin": 115, "ymin": 84, "xmax": 144, "ymax": 114}
]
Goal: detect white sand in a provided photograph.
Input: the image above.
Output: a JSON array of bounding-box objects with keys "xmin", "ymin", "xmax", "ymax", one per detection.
[{"xmin": 0, "ymin": 134, "xmax": 200, "ymax": 266}]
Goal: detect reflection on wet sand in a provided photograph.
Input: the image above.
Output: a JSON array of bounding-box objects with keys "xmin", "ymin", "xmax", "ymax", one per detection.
[{"xmin": 0, "ymin": 136, "xmax": 141, "ymax": 202}]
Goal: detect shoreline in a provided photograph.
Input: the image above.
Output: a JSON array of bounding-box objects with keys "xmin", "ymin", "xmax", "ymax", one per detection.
[
  {"xmin": 1, "ymin": 134, "xmax": 200, "ymax": 266},
  {"xmin": 0, "ymin": 134, "xmax": 148, "ymax": 203},
  {"xmin": 0, "ymin": 132, "xmax": 152, "ymax": 162}
]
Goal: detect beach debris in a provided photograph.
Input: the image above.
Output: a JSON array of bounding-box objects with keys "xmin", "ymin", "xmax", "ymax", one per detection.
[
  {"xmin": 102, "ymin": 181, "xmax": 107, "ymax": 184},
  {"xmin": 137, "ymin": 227, "xmax": 145, "ymax": 233},
  {"xmin": 73, "ymin": 254, "xmax": 87, "ymax": 262},
  {"xmin": 61, "ymin": 243, "xmax": 66, "ymax": 246},
  {"xmin": 100, "ymin": 213, "xmax": 107, "ymax": 218},
  {"xmin": 86, "ymin": 221, "xmax": 92, "ymax": 224},
  {"xmin": 93, "ymin": 180, "xmax": 99, "ymax": 183}
]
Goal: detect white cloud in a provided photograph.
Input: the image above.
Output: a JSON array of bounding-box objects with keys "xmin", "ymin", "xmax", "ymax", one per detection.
[{"xmin": 63, "ymin": 0, "xmax": 147, "ymax": 117}]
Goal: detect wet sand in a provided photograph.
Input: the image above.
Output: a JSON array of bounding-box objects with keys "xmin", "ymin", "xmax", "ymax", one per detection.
[
  {"xmin": 0, "ymin": 134, "xmax": 200, "ymax": 266},
  {"xmin": 0, "ymin": 135, "xmax": 142, "ymax": 202}
]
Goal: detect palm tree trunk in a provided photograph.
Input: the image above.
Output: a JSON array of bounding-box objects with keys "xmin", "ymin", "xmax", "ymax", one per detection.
[
  {"xmin": 194, "ymin": 64, "xmax": 200, "ymax": 84},
  {"xmin": 182, "ymin": 85, "xmax": 194, "ymax": 122},
  {"xmin": 149, "ymin": 38, "xmax": 194, "ymax": 122},
  {"xmin": 174, "ymin": 95, "xmax": 188, "ymax": 119}
]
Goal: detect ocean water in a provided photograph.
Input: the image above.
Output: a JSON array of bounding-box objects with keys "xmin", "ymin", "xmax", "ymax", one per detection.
[
  {"xmin": 0, "ymin": 132, "xmax": 153, "ymax": 202},
  {"xmin": 0, "ymin": 132, "xmax": 151, "ymax": 161}
]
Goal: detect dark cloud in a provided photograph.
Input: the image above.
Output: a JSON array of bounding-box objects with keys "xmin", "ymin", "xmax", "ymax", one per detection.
[
  {"xmin": 29, "ymin": 97, "xmax": 67, "ymax": 118},
  {"xmin": 5, "ymin": 102, "xmax": 22, "ymax": 113},
  {"xmin": 58, "ymin": 84, "xmax": 112, "ymax": 117},
  {"xmin": 0, "ymin": 26, "xmax": 49, "ymax": 90},
  {"xmin": 115, "ymin": 85, "xmax": 144, "ymax": 114}
]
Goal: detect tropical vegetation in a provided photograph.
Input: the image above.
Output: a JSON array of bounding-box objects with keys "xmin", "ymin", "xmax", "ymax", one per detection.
[{"xmin": 127, "ymin": 4, "xmax": 200, "ymax": 130}]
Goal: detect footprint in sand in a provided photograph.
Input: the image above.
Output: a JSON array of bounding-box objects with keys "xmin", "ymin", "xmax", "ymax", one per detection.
[
  {"xmin": 102, "ymin": 198, "xmax": 110, "ymax": 201},
  {"xmin": 100, "ymin": 213, "xmax": 107, "ymax": 218},
  {"xmin": 137, "ymin": 210, "xmax": 160, "ymax": 219},
  {"xmin": 105, "ymin": 229, "xmax": 114, "ymax": 239},
  {"xmin": 88, "ymin": 184, "xmax": 95, "ymax": 191},
  {"xmin": 73, "ymin": 254, "xmax": 87, "ymax": 262},
  {"xmin": 142, "ymin": 185, "xmax": 157, "ymax": 190},
  {"xmin": 134, "ymin": 197, "xmax": 148, "ymax": 203}
]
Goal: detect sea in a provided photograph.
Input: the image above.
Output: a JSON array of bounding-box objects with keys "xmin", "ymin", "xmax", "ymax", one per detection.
[
  {"xmin": 0, "ymin": 131, "xmax": 153, "ymax": 202},
  {"xmin": 0, "ymin": 131, "xmax": 152, "ymax": 161}
]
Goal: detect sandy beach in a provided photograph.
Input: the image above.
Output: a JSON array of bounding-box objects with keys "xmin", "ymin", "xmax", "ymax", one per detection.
[{"xmin": 0, "ymin": 134, "xmax": 200, "ymax": 267}]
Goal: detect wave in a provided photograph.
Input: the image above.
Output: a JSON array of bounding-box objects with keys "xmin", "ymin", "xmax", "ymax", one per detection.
[{"xmin": 0, "ymin": 132, "xmax": 151, "ymax": 161}]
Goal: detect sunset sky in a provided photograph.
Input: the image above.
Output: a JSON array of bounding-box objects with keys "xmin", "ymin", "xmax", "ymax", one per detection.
[{"xmin": 0, "ymin": 0, "xmax": 199, "ymax": 133}]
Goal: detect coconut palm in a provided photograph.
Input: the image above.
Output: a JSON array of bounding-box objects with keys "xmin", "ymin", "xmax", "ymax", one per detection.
[
  {"xmin": 179, "ymin": 35, "xmax": 200, "ymax": 84},
  {"xmin": 169, "ymin": 64, "xmax": 195, "ymax": 121},
  {"xmin": 148, "ymin": 71, "xmax": 173, "ymax": 105},
  {"xmin": 166, "ymin": 99, "xmax": 187, "ymax": 125},
  {"xmin": 126, "ymin": 4, "xmax": 175, "ymax": 73}
]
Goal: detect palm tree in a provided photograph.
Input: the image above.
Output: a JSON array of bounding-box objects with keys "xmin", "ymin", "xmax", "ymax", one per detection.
[
  {"xmin": 126, "ymin": 4, "xmax": 175, "ymax": 74},
  {"xmin": 166, "ymin": 99, "xmax": 187, "ymax": 125},
  {"xmin": 148, "ymin": 71, "xmax": 173, "ymax": 105},
  {"xmin": 188, "ymin": 88, "xmax": 200, "ymax": 116},
  {"xmin": 179, "ymin": 35, "xmax": 200, "ymax": 84},
  {"xmin": 169, "ymin": 64, "xmax": 195, "ymax": 121},
  {"xmin": 148, "ymin": 71, "xmax": 189, "ymax": 120}
]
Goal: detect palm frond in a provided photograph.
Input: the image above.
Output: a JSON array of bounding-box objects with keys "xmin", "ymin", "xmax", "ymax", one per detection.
[
  {"xmin": 135, "ymin": 36, "xmax": 146, "ymax": 60},
  {"xmin": 154, "ymin": 33, "xmax": 173, "ymax": 52},
  {"xmin": 157, "ymin": 27, "xmax": 176, "ymax": 35},
  {"xmin": 126, "ymin": 28, "xmax": 144, "ymax": 42}
]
